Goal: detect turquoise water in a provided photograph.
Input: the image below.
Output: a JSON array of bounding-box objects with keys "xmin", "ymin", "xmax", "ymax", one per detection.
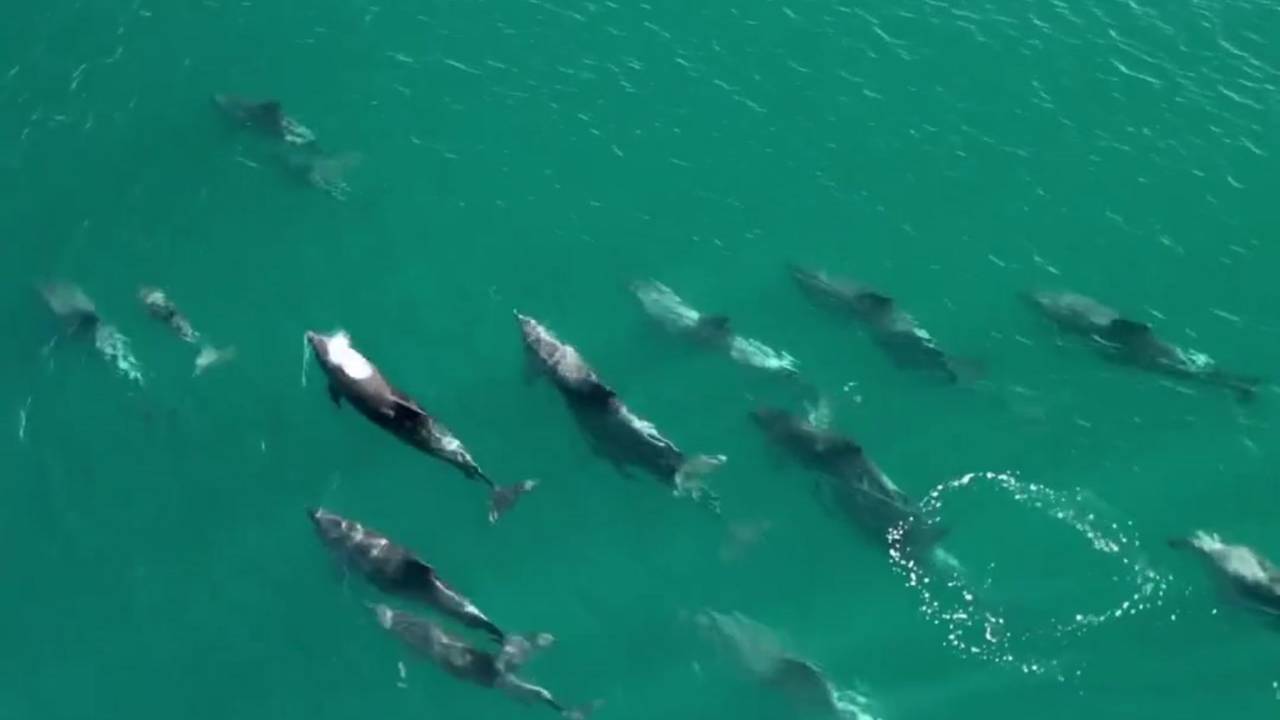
[{"xmin": 5, "ymin": 0, "xmax": 1280, "ymax": 717}]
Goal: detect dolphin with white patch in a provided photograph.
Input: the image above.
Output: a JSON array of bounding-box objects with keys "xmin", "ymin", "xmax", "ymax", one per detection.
[
  {"xmin": 306, "ymin": 330, "xmax": 535, "ymax": 522},
  {"xmin": 516, "ymin": 312, "xmax": 725, "ymax": 512},
  {"xmin": 630, "ymin": 280, "xmax": 799, "ymax": 376}
]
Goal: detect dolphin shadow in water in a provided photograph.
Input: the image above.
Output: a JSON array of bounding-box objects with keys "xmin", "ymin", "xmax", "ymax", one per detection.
[{"xmin": 1024, "ymin": 290, "xmax": 1263, "ymax": 402}]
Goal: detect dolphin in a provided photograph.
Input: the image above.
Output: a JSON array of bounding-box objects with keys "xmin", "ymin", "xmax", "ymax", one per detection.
[
  {"xmin": 790, "ymin": 266, "xmax": 975, "ymax": 383},
  {"xmin": 516, "ymin": 312, "xmax": 725, "ymax": 511},
  {"xmin": 630, "ymin": 280, "xmax": 800, "ymax": 376},
  {"xmin": 371, "ymin": 604, "xmax": 593, "ymax": 719},
  {"xmin": 307, "ymin": 330, "xmax": 535, "ymax": 522},
  {"xmin": 751, "ymin": 406, "xmax": 944, "ymax": 553},
  {"xmin": 309, "ymin": 508, "xmax": 509, "ymax": 641},
  {"xmin": 39, "ymin": 281, "xmax": 145, "ymax": 385},
  {"xmin": 1170, "ymin": 531, "xmax": 1280, "ymax": 617},
  {"xmin": 1025, "ymin": 290, "xmax": 1261, "ymax": 401},
  {"xmin": 212, "ymin": 94, "xmax": 317, "ymax": 146},
  {"xmin": 694, "ymin": 609, "xmax": 845, "ymax": 718}
]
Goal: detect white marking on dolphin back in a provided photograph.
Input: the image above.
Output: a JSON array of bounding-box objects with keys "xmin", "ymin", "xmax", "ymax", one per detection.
[
  {"xmin": 1192, "ymin": 531, "xmax": 1270, "ymax": 584},
  {"xmin": 617, "ymin": 404, "xmax": 675, "ymax": 449},
  {"xmin": 728, "ymin": 336, "xmax": 799, "ymax": 374},
  {"xmin": 326, "ymin": 332, "xmax": 374, "ymax": 380},
  {"xmin": 633, "ymin": 280, "xmax": 700, "ymax": 331}
]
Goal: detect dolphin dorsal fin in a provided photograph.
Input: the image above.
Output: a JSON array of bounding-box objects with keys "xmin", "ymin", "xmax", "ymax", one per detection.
[
  {"xmin": 1106, "ymin": 318, "xmax": 1155, "ymax": 344},
  {"xmin": 859, "ymin": 292, "xmax": 895, "ymax": 313},
  {"xmin": 389, "ymin": 395, "xmax": 428, "ymax": 423},
  {"xmin": 580, "ymin": 382, "xmax": 618, "ymax": 406},
  {"xmin": 253, "ymin": 100, "xmax": 285, "ymax": 127},
  {"xmin": 697, "ymin": 314, "xmax": 732, "ymax": 333},
  {"xmin": 822, "ymin": 437, "xmax": 864, "ymax": 459}
]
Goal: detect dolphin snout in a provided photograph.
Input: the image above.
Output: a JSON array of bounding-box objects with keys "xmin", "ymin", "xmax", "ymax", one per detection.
[
  {"xmin": 1019, "ymin": 290, "xmax": 1048, "ymax": 307},
  {"xmin": 304, "ymin": 330, "xmax": 325, "ymax": 353}
]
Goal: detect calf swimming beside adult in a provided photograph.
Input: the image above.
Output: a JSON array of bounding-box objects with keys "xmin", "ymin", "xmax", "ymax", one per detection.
[
  {"xmin": 516, "ymin": 312, "xmax": 725, "ymax": 511},
  {"xmin": 306, "ymin": 330, "xmax": 535, "ymax": 522},
  {"xmin": 1025, "ymin": 290, "xmax": 1261, "ymax": 401}
]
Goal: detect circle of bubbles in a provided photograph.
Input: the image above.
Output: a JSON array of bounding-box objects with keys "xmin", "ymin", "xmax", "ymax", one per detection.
[{"xmin": 887, "ymin": 471, "xmax": 1168, "ymax": 680}]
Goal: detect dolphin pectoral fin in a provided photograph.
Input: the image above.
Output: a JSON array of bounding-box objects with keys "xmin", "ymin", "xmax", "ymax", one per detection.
[
  {"xmin": 694, "ymin": 314, "xmax": 733, "ymax": 342},
  {"xmin": 327, "ymin": 382, "xmax": 343, "ymax": 407},
  {"xmin": 488, "ymin": 479, "xmax": 538, "ymax": 524},
  {"xmin": 389, "ymin": 396, "xmax": 428, "ymax": 423},
  {"xmin": 1105, "ymin": 318, "xmax": 1156, "ymax": 349},
  {"xmin": 522, "ymin": 354, "xmax": 541, "ymax": 386},
  {"xmin": 581, "ymin": 382, "xmax": 618, "ymax": 407},
  {"xmin": 861, "ymin": 292, "xmax": 895, "ymax": 313}
]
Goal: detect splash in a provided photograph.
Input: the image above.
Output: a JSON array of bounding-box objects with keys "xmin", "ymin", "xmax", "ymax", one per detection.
[
  {"xmin": 832, "ymin": 688, "xmax": 880, "ymax": 720},
  {"xmin": 17, "ymin": 395, "xmax": 31, "ymax": 441},
  {"xmin": 93, "ymin": 324, "xmax": 144, "ymax": 385},
  {"xmin": 300, "ymin": 332, "xmax": 311, "ymax": 387},
  {"xmin": 888, "ymin": 471, "xmax": 1167, "ymax": 680}
]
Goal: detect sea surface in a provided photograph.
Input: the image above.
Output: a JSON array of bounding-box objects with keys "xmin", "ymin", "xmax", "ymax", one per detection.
[{"xmin": 4, "ymin": 0, "xmax": 1280, "ymax": 718}]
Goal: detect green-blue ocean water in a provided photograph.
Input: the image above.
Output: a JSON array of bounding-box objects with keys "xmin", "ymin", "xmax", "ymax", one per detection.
[{"xmin": 4, "ymin": 0, "xmax": 1280, "ymax": 717}]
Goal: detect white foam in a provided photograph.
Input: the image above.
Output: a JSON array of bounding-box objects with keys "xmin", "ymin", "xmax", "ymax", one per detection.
[
  {"xmin": 325, "ymin": 332, "xmax": 374, "ymax": 380},
  {"xmin": 93, "ymin": 324, "xmax": 144, "ymax": 386},
  {"xmin": 17, "ymin": 395, "xmax": 31, "ymax": 442}
]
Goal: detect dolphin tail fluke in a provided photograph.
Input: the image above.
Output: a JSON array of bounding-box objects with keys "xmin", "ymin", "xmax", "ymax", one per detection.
[
  {"xmin": 194, "ymin": 345, "xmax": 237, "ymax": 376},
  {"xmin": 488, "ymin": 479, "xmax": 539, "ymax": 524},
  {"xmin": 674, "ymin": 454, "xmax": 727, "ymax": 514},
  {"xmin": 944, "ymin": 356, "xmax": 986, "ymax": 384},
  {"xmin": 1212, "ymin": 372, "xmax": 1263, "ymax": 403},
  {"xmin": 562, "ymin": 700, "xmax": 605, "ymax": 720}
]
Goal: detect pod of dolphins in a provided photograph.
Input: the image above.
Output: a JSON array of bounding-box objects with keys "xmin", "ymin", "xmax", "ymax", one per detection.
[{"xmin": 30, "ymin": 96, "xmax": 1278, "ymax": 719}]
